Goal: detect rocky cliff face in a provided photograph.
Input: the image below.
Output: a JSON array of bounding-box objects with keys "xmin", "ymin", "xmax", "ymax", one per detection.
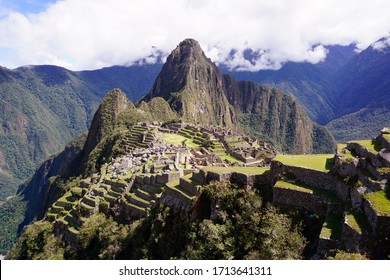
[
  {"xmin": 143, "ymin": 39, "xmax": 236, "ymax": 127},
  {"xmin": 18, "ymin": 133, "xmax": 86, "ymax": 230},
  {"xmin": 223, "ymin": 76, "xmax": 335, "ymax": 153}
]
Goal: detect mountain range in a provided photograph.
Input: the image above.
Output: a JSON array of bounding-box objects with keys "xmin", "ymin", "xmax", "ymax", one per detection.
[{"xmin": 225, "ymin": 38, "xmax": 390, "ymax": 142}]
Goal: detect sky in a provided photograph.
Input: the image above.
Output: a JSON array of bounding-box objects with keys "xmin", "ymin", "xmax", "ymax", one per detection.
[{"xmin": 0, "ymin": 0, "xmax": 389, "ymax": 71}]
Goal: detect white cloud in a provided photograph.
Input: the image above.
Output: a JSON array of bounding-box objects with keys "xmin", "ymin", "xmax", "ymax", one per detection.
[
  {"xmin": 0, "ymin": 0, "xmax": 389, "ymax": 71},
  {"xmin": 372, "ymin": 35, "xmax": 390, "ymax": 51}
]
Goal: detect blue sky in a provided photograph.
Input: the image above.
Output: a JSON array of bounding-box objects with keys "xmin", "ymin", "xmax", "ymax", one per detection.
[
  {"xmin": 0, "ymin": 0, "xmax": 389, "ymax": 71},
  {"xmin": 0, "ymin": 0, "xmax": 55, "ymax": 15}
]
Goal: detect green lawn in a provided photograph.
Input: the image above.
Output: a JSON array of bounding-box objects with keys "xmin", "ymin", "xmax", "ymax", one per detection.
[
  {"xmin": 273, "ymin": 154, "xmax": 334, "ymax": 171},
  {"xmin": 202, "ymin": 166, "xmax": 269, "ymax": 175},
  {"xmin": 274, "ymin": 180, "xmax": 341, "ymax": 203},
  {"xmin": 382, "ymin": 134, "xmax": 390, "ymax": 141},
  {"xmin": 166, "ymin": 178, "xmax": 180, "ymax": 188},
  {"xmin": 159, "ymin": 133, "xmax": 200, "ymax": 148},
  {"xmin": 346, "ymin": 212, "xmax": 371, "ymax": 234},
  {"xmin": 364, "ymin": 191, "xmax": 390, "ymax": 216},
  {"xmin": 274, "ymin": 180, "xmax": 313, "ymax": 193},
  {"xmin": 350, "ymin": 140, "xmax": 382, "ymax": 153},
  {"xmin": 219, "ymin": 155, "xmax": 243, "ymax": 164},
  {"xmin": 337, "ymin": 143, "xmax": 347, "ymax": 151}
]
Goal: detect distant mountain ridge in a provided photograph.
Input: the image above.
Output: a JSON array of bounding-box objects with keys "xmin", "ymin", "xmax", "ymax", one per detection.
[{"xmin": 224, "ymin": 38, "xmax": 390, "ymax": 142}]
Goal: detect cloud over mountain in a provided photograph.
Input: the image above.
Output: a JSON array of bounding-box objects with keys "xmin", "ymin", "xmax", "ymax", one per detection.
[{"xmin": 0, "ymin": 0, "xmax": 389, "ymax": 70}]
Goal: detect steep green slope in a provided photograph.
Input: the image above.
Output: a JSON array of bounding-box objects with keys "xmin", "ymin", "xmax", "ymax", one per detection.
[
  {"xmin": 0, "ymin": 133, "xmax": 86, "ymax": 255},
  {"xmin": 326, "ymin": 106, "xmax": 390, "ymax": 142},
  {"xmin": 223, "ymin": 76, "xmax": 335, "ymax": 154},
  {"xmin": 0, "ymin": 64, "xmax": 159, "ymax": 201},
  {"xmin": 335, "ymin": 39, "xmax": 390, "ymax": 117},
  {"xmin": 0, "ymin": 66, "xmax": 98, "ymax": 200}
]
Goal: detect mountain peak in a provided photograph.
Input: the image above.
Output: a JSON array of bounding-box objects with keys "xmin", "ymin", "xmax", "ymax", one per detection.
[
  {"xmin": 82, "ymin": 88, "xmax": 129, "ymax": 157},
  {"xmin": 371, "ymin": 35, "xmax": 390, "ymax": 52},
  {"xmin": 143, "ymin": 38, "xmax": 236, "ymax": 127},
  {"xmin": 172, "ymin": 38, "xmax": 205, "ymax": 58}
]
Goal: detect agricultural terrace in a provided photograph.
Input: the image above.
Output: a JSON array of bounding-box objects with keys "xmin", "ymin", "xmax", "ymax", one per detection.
[
  {"xmin": 273, "ymin": 154, "xmax": 334, "ymax": 171},
  {"xmin": 364, "ymin": 191, "xmax": 390, "ymax": 216},
  {"xmin": 159, "ymin": 132, "xmax": 200, "ymax": 148},
  {"xmin": 274, "ymin": 181, "xmax": 341, "ymax": 203},
  {"xmin": 202, "ymin": 166, "xmax": 269, "ymax": 175}
]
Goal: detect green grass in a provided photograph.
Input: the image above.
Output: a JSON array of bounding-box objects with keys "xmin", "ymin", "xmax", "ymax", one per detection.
[
  {"xmin": 274, "ymin": 180, "xmax": 342, "ymax": 203},
  {"xmin": 159, "ymin": 133, "xmax": 200, "ymax": 148},
  {"xmin": 346, "ymin": 212, "xmax": 371, "ymax": 234},
  {"xmin": 337, "ymin": 143, "xmax": 353, "ymax": 157},
  {"xmin": 364, "ymin": 191, "xmax": 390, "ymax": 216},
  {"xmin": 274, "ymin": 180, "xmax": 313, "ymax": 193},
  {"xmin": 320, "ymin": 214, "xmax": 343, "ymax": 240},
  {"xmin": 382, "ymin": 134, "xmax": 390, "ymax": 141},
  {"xmin": 202, "ymin": 166, "xmax": 269, "ymax": 175},
  {"xmin": 219, "ymin": 155, "xmax": 243, "ymax": 164},
  {"xmin": 166, "ymin": 179, "xmax": 180, "ymax": 189},
  {"xmin": 337, "ymin": 143, "xmax": 347, "ymax": 151},
  {"xmin": 350, "ymin": 140, "xmax": 382, "ymax": 153},
  {"xmin": 274, "ymin": 154, "xmax": 334, "ymax": 171},
  {"xmin": 377, "ymin": 167, "xmax": 390, "ymax": 175}
]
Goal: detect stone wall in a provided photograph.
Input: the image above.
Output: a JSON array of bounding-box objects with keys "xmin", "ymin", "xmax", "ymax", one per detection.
[
  {"xmin": 316, "ymin": 238, "xmax": 339, "ymax": 257},
  {"xmin": 347, "ymin": 143, "xmax": 384, "ymax": 168},
  {"xmin": 205, "ymin": 171, "xmax": 232, "ymax": 184},
  {"xmin": 377, "ymin": 134, "xmax": 390, "ymax": 150},
  {"xmin": 161, "ymin": 187, "xmax": 193, "ymax": 212},
  {"xmin": 118, "ymin": 200, "xmax": 147, "ymax": 220},
  {"xmin": 192, "ymin": 170, "xmax": 206, "ymax": 184},
  {"xmin": 273, "ymin": 186, "xmax": 327, "ymax": 214},
  {"xmin": 230, "ymin": 173, "xmax": 255, "ymax": 189},
  {"xmin": 179, "ymin": 178, "xmax": 199, "ymax": 196},
  {"xmin": 270, "ymin": 161, "xmax": 349, "ymax": 202},
  {"xmin": 363, "ymin": 199, "xmax": 378, "ymax": 231},
  {"xmin": 341, "ymin": 222, "xmax": 364, "ymax": 253},
  {"xmin": 195, "ymin": 169, "xmax": 271, "ymax": 191}
]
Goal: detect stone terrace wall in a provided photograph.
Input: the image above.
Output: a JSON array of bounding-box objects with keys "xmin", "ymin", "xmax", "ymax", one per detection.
[
  {"xmin": 270, "ymin": 161, "xmax": 349, "ymax": 202},
  {"xmin": 161, "ymin": 188, "xmax": 193, "ymax": 212},
  {"xmin": 363, "ymin": 199, "xmax": 378, "ymax": 231},
  {"xmin": 341, "ymin": 222, "xmax": 369, "ymax": 254},
  {"xmin": 377, "ymin": 134, "xmax": 390, "ymax": 150},
  {"xmin": 195, "ymin": 169, "xmax": 271, "ymax": 190},
  {"xmin": 363, "ymin": 199, "xmax": 390, "ymax": 258},
  {"xmin": 273, "ymin": 186, "xmax": 327, "ymax": 214}
]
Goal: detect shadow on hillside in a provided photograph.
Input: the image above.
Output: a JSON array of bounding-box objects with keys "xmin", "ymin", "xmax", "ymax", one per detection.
[
  {"xmin": 372, "ymin": 139, "xmax": 383, "ymax": 152},
  {"xmin": 325, "ymin": 158, "xmax": 335, "ymax": 170}
]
